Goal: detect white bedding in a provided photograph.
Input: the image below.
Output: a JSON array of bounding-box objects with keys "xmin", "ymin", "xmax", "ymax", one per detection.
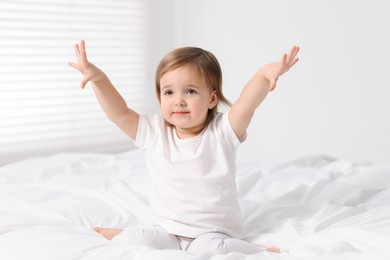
[{"xmin": 0, "ymin": 149, "xmax": 390, "ymax": 260}]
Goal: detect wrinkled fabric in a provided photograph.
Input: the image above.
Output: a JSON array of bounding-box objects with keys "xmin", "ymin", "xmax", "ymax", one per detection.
[{"xmin": 0, "ymin": 150, "xmax": 389, "ymax": 260}]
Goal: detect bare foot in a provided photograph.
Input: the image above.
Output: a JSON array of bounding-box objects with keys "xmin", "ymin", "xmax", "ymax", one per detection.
[
  {"xmin": 94, "ymin": 227, "xmax": 123, "ymax": 240},
  {"xmin": 266, "ymin": 247, "xmax": 281, "ymax": 253}
]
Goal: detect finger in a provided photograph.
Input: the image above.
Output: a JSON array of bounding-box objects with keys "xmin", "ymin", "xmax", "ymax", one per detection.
[
  {"xmin": 68, "ymin": 62, "xmax": 79, "ymax": 70},
  {"xmin": 74, "ymin": 43, "xmax": 80, "ymax": 58},
  {"xmin": 288, "ymin": 46, "xmax": 300, "ymax": 63},
  {"xmin": 294, "ymin": 46, "xmax": 300, "ymax": 55},
  {"xmin": 290, "ymin": 57, "xmax": 299, "ymax": 67},
  {"xmin": 281, "ymin": 53, "xmax": 287, "ymax": 65},
  {"xmin": 80, "ymin": 40, "xmax": 88, "ymax": 62},
  {"xmin": 80, "ymin": 40, "xmax": 85, "ymax": 54},
  {"xmin": 286, "ymin": 46, "xmax": 298, "ymax": 64},
  {"xmin": 80, "ymin": 77, "xmax": 89, "ymax": 89},
  {"xmin": 286, "ymin": 48, "xmax": 293, "ymax": 64}
]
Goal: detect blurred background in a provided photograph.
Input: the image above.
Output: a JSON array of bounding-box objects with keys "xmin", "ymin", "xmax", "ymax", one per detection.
[{"xmin": 1, "ymin": 0, "xmax": 389, "ymax": 165}]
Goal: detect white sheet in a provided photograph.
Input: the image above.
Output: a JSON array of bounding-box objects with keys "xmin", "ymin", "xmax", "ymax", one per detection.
[{"xmin": 1, "ymin": 149, "xmax": 390, "ymax": 260}]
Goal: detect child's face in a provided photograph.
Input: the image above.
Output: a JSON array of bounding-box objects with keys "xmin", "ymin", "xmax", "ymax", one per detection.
[{"xmin": 159, "ymin": 65, "xmax": 217, "ymax": 138}]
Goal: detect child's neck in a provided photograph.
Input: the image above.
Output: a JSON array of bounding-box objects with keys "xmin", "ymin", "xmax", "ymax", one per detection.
[{"xmin": 175, "ymin": 125, "xmax": 205, "ymax": 139}]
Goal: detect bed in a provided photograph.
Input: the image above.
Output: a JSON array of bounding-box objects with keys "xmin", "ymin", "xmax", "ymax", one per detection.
[{"xmin": 1, "ymin": 149, "xmax": 389, "ymax": 260}]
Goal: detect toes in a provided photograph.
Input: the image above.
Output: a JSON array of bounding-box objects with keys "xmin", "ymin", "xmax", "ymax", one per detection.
[
  {"xmin": 93, "ymin": 227, "xmax": 102, "ymax": 233},
  {"xmin": 267, "ymin": 247, "xmax": 281, "ymax": 253}
]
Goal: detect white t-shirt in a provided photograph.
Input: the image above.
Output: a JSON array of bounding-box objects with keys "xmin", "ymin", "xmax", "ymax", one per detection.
[{"xmin": 134, "ymin": 112, "xmax": 245, "ymax": 238}]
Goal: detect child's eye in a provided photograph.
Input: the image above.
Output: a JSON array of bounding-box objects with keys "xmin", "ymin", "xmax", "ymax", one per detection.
[
  {"xmin": 185, "ymin": 89, "xmax": 197, "ymax": 94},
  {"xmin": 164, "ymin": 90, "xmax": 173, "ymax": 96}
]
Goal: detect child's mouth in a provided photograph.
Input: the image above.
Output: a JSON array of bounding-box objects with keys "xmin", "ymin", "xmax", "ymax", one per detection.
[{"xmin": 173, "ymin": 111, "xmax": 190, "ymax": 115}]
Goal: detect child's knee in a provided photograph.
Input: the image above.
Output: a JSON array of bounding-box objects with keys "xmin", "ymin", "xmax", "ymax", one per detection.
[
  {"xmin": 112, "ymin": 227, "xmax": 180, "ymax": 250},
  {"xmin": 187, "ymin": 233, "xmax": 230, "ymax": 254},
  {"xmin": 187, "ymin": 232, "xmax": 264, "ymax": 255}
]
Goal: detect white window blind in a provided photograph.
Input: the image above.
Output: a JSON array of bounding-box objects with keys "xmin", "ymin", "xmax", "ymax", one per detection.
[{"xmin": 0, "ymin": 0, "xmax": 150, "ymax": 165}]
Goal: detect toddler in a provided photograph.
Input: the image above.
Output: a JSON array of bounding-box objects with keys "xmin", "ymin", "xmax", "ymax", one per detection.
[{"xmin": 69, "ymin": 41, "xmax": 299, "ymax": 254}]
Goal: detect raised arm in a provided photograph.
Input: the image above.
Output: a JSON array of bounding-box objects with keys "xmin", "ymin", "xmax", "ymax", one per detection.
[
  {"xmin": 229, "ymin": 46, "xmax": 300, "ymax": 139},
  {"xmin": 68, "ymin": 40, "xmax": 139, "ymax": 140}
]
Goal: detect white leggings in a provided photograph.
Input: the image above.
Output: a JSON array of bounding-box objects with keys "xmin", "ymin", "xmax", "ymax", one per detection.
[{"xmin": 112, "ymin": 226, "xmax": 265, "ymax": 255}]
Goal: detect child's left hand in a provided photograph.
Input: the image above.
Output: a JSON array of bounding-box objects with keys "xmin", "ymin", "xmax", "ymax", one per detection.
[{"xmin": 260, "ymin": 46, "xmax": 300, "ymax": 92}]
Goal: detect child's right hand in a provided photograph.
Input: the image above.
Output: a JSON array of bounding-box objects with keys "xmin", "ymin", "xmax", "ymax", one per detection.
[
  {"xmin": 259, "ymin": 46, "xmax": 299, "ymax": 92},
  {"xmin": 68, "ymin": 40, "xmax": 105, "ymax": 89}
]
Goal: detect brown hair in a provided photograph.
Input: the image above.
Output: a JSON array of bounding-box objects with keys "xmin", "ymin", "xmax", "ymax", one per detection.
[{"xmin": 155, "ymin": 47, "xmax": 231, "ymax": 127}]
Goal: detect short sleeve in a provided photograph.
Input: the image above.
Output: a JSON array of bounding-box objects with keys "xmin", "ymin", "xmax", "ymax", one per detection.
[
  {"xmin": 133, "ymin": 114, "xmax": 163, "ymax": 150},
  {"xmin": 218, "ymin": 112, "xmax": 247, "ymax": 149}
]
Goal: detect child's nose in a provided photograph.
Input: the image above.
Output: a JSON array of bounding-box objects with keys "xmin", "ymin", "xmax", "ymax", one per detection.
[{"xmin": 174, "ymin": 95, "xmax": 186, "ymax": 106}]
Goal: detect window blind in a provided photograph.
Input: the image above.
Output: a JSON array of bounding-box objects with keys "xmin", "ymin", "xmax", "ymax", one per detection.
[{"xmin": 0, "ymin": 0, "xmax": 150, "ymax": 165}]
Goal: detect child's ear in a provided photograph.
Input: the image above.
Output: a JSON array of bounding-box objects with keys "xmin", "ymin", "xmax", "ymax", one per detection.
[{"xmin": 209, "ymin": 91, "xmax": 218, "ymax": 109}]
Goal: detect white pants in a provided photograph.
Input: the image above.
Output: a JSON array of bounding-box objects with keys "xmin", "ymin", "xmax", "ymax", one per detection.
[{"xmin": 112, "ymin": 226, "xmax": 265, "ymax": 254}]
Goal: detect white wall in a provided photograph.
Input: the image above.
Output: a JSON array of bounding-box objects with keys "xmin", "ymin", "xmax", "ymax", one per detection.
[
  {"xmin": 143, "ymin": 0, "xmax": 176, "ymax": 113},
  {"xmin": 151, "ymin": 0, "xmax": 390, "ymax": 164}
]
